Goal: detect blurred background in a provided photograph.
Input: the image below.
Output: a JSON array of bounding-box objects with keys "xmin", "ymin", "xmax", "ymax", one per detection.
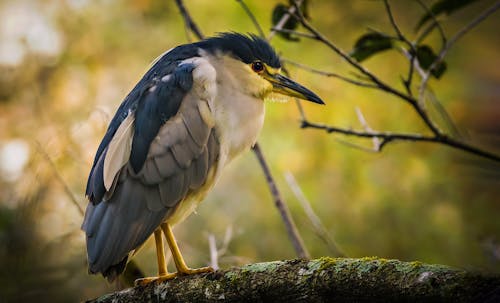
[{"xmin": 0, "ymin": 0, "xmax": 499, "ymax": 301}]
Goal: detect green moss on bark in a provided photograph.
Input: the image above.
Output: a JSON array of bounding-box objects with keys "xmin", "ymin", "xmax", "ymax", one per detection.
[{"xmin": 86, "ymin": 257, "xmax": 500, "ymax": 303}]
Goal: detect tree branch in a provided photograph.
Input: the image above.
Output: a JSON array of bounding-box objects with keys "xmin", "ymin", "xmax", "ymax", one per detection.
[
  {"xmin": 281, "ymin": 58, "xmax": 377, "ymax": 88},
  {"xmin": 252, "ymin": 144, "xmax": 310, "ymax": 259},
  {"xmin": 174, "ymin": 0, "xmax": 204, "ymax": 40},
  {"xmin": 301, "ymin": 120, "xmax": 500, "ymax": 162},
  {"xmin": 235, "ymin": 0, "xmax": 265, "ymax": 38},
  {"xmin": 267, "ymin": 0, "xmax": 303, "ymax": 40},
  {"xmin": 418, "ymin": 1, "xmax": 500, "ymax": 102},
  {"xmin": 290, "ymin": 0, "xmax": 500, "ymax": 162},
  {"xmin": 87, "ymin": 257, "xmax": 500, "ymax": 303},
  {"xmin": 284, "ymin": 172, "xmax": 345, "ymax": 257}
]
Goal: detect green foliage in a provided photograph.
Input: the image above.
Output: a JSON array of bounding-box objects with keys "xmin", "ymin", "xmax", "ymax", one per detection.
[
  {"xmin": 412, "ymin": 45, "xmax": 447, "ymax": 78},
  {"xmin": 349, "ymin": 33, "xmax": 393, "ymax": 62},
  {"xmin": 271, "ymin": 0, "xmax": 310, "ymax": 41},
  {"xmin": 0, "ymin": 1, "xmax": 498, "ymax": 301},
  {"xmin": 416, "ymin": 0, "xmax": 480, "ymax": 30}
]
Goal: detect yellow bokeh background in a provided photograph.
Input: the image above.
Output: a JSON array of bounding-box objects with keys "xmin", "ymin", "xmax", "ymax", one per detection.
[{"xmin": 0, "ymin": 1, "xmax": 499, "ymax": 301}]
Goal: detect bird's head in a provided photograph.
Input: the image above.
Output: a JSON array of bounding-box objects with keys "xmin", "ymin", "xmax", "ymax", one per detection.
[{"xmin": 197, "ymin": 32, "xmax": 324, "ymax": 105}]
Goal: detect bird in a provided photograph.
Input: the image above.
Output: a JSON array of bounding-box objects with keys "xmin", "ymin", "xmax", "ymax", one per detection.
[{"xmin": 81, "ymin": 32, "xmax": 324, "ymax": 285}]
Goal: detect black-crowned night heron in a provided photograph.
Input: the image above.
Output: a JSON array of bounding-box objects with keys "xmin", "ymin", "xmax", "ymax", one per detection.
[{"xmin": 82, "ymin": 32, "xmax": 324, "ymax": 285}]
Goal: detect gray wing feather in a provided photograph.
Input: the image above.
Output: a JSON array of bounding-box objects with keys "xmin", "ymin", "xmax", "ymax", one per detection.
[
  {"xmin": 82, "ymin": 91, "xmax": 220, "ymax": 276},
  {"xmin": 158, "ymin": 174, "xmax": 186, "ymax": 208},
  {"xmin": 189, "ymin": 146, "xmax": 209, "ymax": 189},
  {"xmin": 181, "ymin": 108, "xmax": 211, "ymax": 147},
  {"xmin": 152, "ymin": 150, "xmax": 179, "ymax": 179},
  {"xmin": 139, "ymin": 158, "xmax": 163, "ymax": 184},
  {"xmin": 85, "ymin": 175, "xmax": 169, "ymax": 273},
  {"xmin": 144, "ymin": 184, "xmax": 164, "ymax": 212}
]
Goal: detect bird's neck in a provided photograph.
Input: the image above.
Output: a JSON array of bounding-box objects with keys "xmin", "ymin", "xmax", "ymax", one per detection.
[{"xmin": 207, "ymin": 55, "xmax": 266, "ymax": 164}]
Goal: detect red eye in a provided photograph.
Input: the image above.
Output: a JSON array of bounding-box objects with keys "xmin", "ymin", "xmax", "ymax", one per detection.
[{"xmin": 251, "ymin": 61, "xmax": 264, "ymax": 73}]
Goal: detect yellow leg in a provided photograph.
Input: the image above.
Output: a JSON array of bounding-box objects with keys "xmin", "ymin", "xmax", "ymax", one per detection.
[
  {"xmin": 161, "ymin": 223, "xmax": 214, "ymax": 275},
  {"xmin": 135, "ymin": 229, "xmax": 176, "ymax": 286}
]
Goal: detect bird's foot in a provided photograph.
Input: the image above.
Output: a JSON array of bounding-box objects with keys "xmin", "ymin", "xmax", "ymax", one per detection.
[
  {"xmin": 134, "ymin": 267, "xmax": 213, "ymax": 286},
  {"xmin": 134, "ymin": 273, "xmax": 177, "ymax": 286}
]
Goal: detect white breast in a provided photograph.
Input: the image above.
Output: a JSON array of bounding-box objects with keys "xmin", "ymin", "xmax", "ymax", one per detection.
[
  {"xmin": 207, "ymin": 54, "xmax": 266, "ymax": 166},
  {"xmin": 164, "ymin": 54, "xmax": 266, "ymax": 226}
]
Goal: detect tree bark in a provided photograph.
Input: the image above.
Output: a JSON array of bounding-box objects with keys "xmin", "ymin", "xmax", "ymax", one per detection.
[{"xmin": 87, "ymin": 257, "xmax": 500, "ymax": 303}]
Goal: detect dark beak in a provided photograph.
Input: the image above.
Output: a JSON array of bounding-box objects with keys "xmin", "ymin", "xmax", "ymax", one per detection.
[{"xmin": 266, "ymin": 73, "xmax": 324, "ymax": 104}]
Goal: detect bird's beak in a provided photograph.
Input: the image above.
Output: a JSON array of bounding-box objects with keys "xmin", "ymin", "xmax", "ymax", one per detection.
[{"xmin": 266, "ymin": 73, "xmax": 324, "ymax": 104}]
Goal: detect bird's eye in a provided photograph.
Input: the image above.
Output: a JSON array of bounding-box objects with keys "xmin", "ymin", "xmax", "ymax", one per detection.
[{"xmin": 251, "ymin": 61, "xmax": 264, "ymax": 73}]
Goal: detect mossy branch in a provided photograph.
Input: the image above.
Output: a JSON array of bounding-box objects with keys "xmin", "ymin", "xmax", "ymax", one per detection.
[{"xmin": 87, "ymin": 257, "xmax": 500, "ymax": 303}]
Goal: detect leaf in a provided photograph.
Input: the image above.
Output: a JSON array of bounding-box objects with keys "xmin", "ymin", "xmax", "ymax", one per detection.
[
  {"xmin": 272, "ymin": 3, "xmax": 300, "ymax": 41},
  {"xmin": 103, "ymin": 112, "xmax": 135, "ymax": 191},
  {"xmin": 288, "ymin": 0, "xmax": 310, "ymax": 19},
  {"xmin": 413, "ymin": 45, "xmax": 447, "ymax": 79},
  {"xmin": 349, "ymin": 33, "xmax": 393, "ymax": 62},
  {"xmin": 416, "ymin": 0, "xmax": 479, "ymax": 30}
]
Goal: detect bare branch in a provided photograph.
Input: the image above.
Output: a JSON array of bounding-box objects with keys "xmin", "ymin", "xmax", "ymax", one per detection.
[
  {"xmin": 302, "ymin": 120, "xmax": 433, "ymax": 142},
  {"xmin": 207, "ymin": 226, "xmax": 234, "ymax": 270},
  {"xmin": 235, "ymin": 0, "xmax": 265, "ymax": 38},
  {"xmin": 282, "ymin": 58, "xmax": 377, "ymax": 88},
  {"xmin": 174, "ymin": 0, "xmax": 204, "ymax": 40},
  {"xmin": 270, "ymin": 27, "xmax": 316, "ymax": 40},
  {"xmin": 291, "ymin": 2, "xmax": 405, "ymax": 97},
  {"xmin": 355, "ymin": 107, "xmax": 381, "ymax": 151},
  {"xmin": 415, "ymin": 0, "xmax": 447, "ymax": 46},
  {"xmin": 252, "ymin": 143, "xmax": 310, "ymax": 259},
  {"xmin": 425, "ymin": 89, "xmax": 463, "ymax": 139},
  {"xmin": 418, "ymin": 1, "xmax": 500, "ymax": 103},
  {"xmin": 301, "ymin": 120, "xmax": 500, "ymax": 162},
  {"xmin": 218, "ymin": 225, "xmax": 234, "ymax": 257},
  {"xmin": 284, "ymin": 172, "xmax": 345, "ymax": 257},
  {"xmin": 383, "ymin": 0, "xmax": 411, "ymax": 46},
  {"xmin": 292, "ymin": 2, "xmax": 442, "ymax": 137},
  {"xmin": 34, "ymin": 141, "xmax": 84, "ymax": 216},
  {"xmin": 383, "ymin": 0, "xmax": 419, "ymax": 95},
  {"xmin": 267, "ymin": 0, "xmax": 303, "ymax": 41},
  {"xmin": 208, "ymin": 234, "xmax": 219, "ymax": 270}
]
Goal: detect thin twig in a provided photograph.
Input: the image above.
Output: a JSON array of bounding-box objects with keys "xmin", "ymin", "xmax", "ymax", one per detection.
[
  {"xmin": 383, "ymin": 0, "xmax": 418, "ymax": 95},
  {"xmin": 208, "ymin": 234, "xmax": 219, "ymax": 270},
  {"xmin": 218, "ymin": 225, "xmax": 234, "ymax": 257},
  {"xmin": 267, "ymin": 0, "xmax": 303, "ymax": 41},
  {"xmin": 418, "ymin": 1, "xmax": 500, "ymax": 104},
  {"xmin": 291, "ymin": 1, "xmax": 442, "ymax": 137},
  {"xmin": 399, "ymin": 47, "xmax": 427, "ymax": 79},
  {"xmin": 284, "ymin": 172, "xmax": 345, "ymax": 257},
  {"xmin": 301, "ymin": 120, "xmax": 500, "ymax": 162},
  {"xmin": 355, "ymin": 107, "xmax": 381, "ymax": 151},
  {"xmin": 282, "ymin": 58, "xmax": 377, "ymax": 88},
  {"xmin": 252, "ymin": 143, "xmax": 310, "ymax": 259},
  {"xmin": 384, "ymin": 0, "xmax": 411, "ymax": 46},
  {"xmin": 291, "ymin": 2, "xmax": 409, "ymax": 100},
  {"xmin": 333, "ymin": 137, "xmax": 385, "ymax": 153},
  {"xmin": 270, "ymin": 27, "xmax": 317, "ymax": 39},
  {"xmin": 235, "ymin": 0, "xmax": 265, "ymax": 38},
  {"xmin": 174, "ymin": 0, "xmax": 204, "ymax": 40},
  {"xmin": 425, "ymin": 89, "xmax": 463, "ymax": 138},
  {"xmin": 34, "ymin": 141, "xmax": 84, "ymax": 215},
  {"xmin": 415, "ymin": 0, "xmax": 447, "ymax": 46}
]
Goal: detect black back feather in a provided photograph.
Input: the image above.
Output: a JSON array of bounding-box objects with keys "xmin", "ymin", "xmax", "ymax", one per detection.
[{"xmin": 197, "ymin": 32, "xmax": 281, "ymax": 68}]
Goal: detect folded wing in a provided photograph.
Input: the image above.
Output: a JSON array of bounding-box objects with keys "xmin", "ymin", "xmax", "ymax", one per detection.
[{"xmin": 82, "ymin": 54, "xmax": 220, "ymax": 281}]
